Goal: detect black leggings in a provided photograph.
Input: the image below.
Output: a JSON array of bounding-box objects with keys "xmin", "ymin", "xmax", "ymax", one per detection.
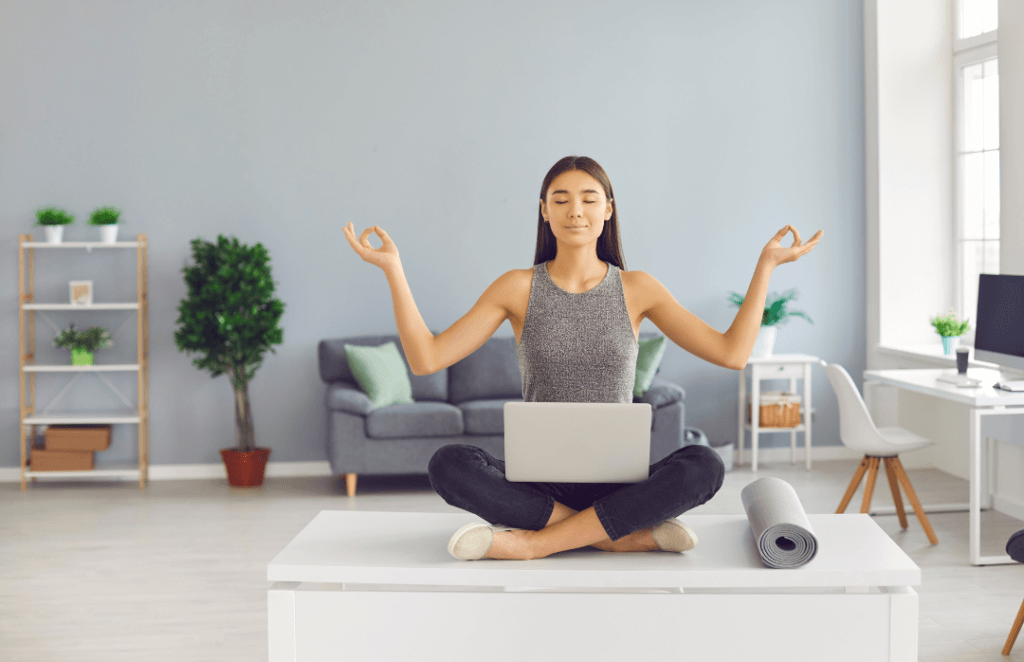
[{"xmin": 427, "ymin": 443, "xmax": 725, "ymax": 541}]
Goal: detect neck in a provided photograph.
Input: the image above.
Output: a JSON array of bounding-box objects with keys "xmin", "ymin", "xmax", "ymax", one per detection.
[{"xmin": 547, "ymin": 247, "xmax": 607, "ymax": 280}]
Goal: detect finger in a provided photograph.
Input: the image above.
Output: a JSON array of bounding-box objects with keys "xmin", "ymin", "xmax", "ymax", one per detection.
[
  {"xmin": 775, "ymin": 225, "xmax": 790, "ymax": 238},
  {"xmin": 375, "ymin": 226, "xmax": 391, "ymax": 244},
  {"xmin": 790, "ymin": 226, "xmax": 802, "ymax": 246}
]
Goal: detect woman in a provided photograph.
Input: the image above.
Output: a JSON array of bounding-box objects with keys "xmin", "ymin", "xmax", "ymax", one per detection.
[{"xmin": 344, "ymin": 155, "xmax": 823, "ymax": 561}]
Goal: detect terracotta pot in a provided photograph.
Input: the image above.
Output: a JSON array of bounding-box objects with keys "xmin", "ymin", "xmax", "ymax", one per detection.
[{"xmin": 220, "ymin": 448, "xmax": 271, "ymax": 487}]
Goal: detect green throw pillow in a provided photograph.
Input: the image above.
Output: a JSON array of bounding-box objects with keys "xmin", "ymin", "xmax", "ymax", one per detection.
[
  {"xmin": 634, "ymin": 336, "xmax": 668, "ymax": 398},
  {"xmin": 343, "ymin": 341, "xmax": 415, "ymax": 408}
]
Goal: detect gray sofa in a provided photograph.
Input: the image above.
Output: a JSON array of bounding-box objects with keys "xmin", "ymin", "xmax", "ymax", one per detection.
[{"xmin": 318, "ymin": 331, "xmax": 687, "ymax": 496}]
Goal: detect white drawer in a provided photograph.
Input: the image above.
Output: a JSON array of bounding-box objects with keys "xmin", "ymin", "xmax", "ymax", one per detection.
[{"xmin": 749, "ymin": 363, "xmax": 806, "ymax": 380}]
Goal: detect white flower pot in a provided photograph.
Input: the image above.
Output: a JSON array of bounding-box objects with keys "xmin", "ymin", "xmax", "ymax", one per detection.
[
  {"xmin": 44, "ymin": 226, "xmax": 64, "ymax": 244},
  {"xmin": 753, "ymin": 326, "xmax": 778, "ymax": 358},
  {"xmin": 99, "ymin": 225, "xmax": 119, "ymax": 244}
]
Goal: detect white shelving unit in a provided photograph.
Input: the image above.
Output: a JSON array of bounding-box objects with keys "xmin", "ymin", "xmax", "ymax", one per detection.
[{"xmin": 18, "ymin": 234, "xmax": 150, "ymax": 490}]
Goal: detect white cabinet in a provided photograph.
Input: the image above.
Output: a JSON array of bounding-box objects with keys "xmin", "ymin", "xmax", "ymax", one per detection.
[
  {"xmin": 18, "ymin": 235, "xmax": 150, "ymax": 490},
  {"xmin": 737, "ymin": 354, "xmax": 818, "ymax": 472}
]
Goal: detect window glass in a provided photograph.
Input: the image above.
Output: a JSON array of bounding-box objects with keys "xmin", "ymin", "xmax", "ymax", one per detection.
[{"xmin": 960, "ymin": 0, "xmax": 997, "ymax": 39}]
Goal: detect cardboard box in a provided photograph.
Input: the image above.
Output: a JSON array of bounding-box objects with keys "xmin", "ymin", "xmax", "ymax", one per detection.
[
  {"xmin": 30, "ymin": 447, "xmax": 94, "ymax": 471},
  {"xmin": 45, "ymin": 425, "xmax": 111, "ymax": 451}
]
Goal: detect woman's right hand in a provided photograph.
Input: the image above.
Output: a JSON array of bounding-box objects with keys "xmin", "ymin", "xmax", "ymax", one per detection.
[{"xmin": 344, "ymin": 222, "xmax": 401, "ymax": 272}]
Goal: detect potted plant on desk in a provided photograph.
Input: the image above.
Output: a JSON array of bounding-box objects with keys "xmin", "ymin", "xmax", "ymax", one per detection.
[
  {"xmin": 173, "ymin": 235, "xmax": 285, "ymax": 487},
  {"xmin": 89, "ymin": 206, "xmax": 122, "ymax": 244},
  {"xmin": 728, "ymin": 288, "xmax": 813, "ymax": 357},
  {"xmin": 35, "ymin": 207, "xmax": 75, "ymax": 244},
  {"xmin": 54, "ymin": 324, "xmax": 113, "ymax": 365},
  {"xmin": 930, "ymin": 307, "xmax": 971, "ymax": 354}
]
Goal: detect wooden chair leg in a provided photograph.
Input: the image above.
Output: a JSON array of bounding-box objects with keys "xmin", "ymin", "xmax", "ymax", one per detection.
[
  {"xmin": 1003, "ymin": 596, "xmax": 1024, "ymax": 655},
  {"xmin": 345, "ymin": 473, "xmax": 357, "ymax": 498},
  {"xmin": 860, "ymin": 457, "xmax": 881, "ymax": 514},
  {"xmin": 892, "ymin": 457, "xmax": 939, "ymax": 544},
  {"xmin": 837, "ymin": 456, "xmax": 871, "ymax": 514},
  {"xmin": 883, "ymin": 457, "xmax": 909, "ymax": 529}
]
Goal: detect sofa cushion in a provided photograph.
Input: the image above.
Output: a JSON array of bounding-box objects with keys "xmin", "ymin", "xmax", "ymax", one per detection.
[
  {"xmin": 634, "ymin": 377, "xmax": 685, "ymax": 408},
  {"xmin": 448, "ymin": 336, "xmax": 522, "ymax": 404},
  {"xmin": 319, "ymin": 334, "xmax": 448, "ymax": 401},
  {"xmin": 326, "ymin": 382, "xmax": 375, "ymax": 415},
  {"xmin": 344, "ymin": 341, "xmax": 415, "ymax": 408},
  {"xmin": 366, "ymin": 401, "xmax": 464, "ymax": 439},
  {"xmin": 634, "ymin": 335, "xmax": 668, "ymax": 398},
  {"xmin": 457, "ymin": 398, "xmax": 521, "ymax": 435}
]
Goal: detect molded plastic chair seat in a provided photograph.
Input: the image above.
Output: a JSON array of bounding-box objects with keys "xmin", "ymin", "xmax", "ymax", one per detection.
[{"xmin": 820, "ymin": 360, "xmax": 938, "ymax": 545}]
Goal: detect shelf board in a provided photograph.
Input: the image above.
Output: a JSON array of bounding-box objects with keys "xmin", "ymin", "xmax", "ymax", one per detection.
[
  {"xmin": 21, "ymin": 241, "xmax": 140, "ymax": 249},
  {"xmin": 23, "ymin": 414, "xmax": 141, "ymax": 425},
  {"xmin": 22, "ymin": 303, "xmax": 139, "ymax": 310},
  {"xmin": 744, "ymin": 423, "xmax": 807, "ymax": 433},
  {"xmin": 22, "ymin": 364, "xmax": 141, "ymax": 372},
  {"xmin": 24, "ymin": 467, "xmax": 142, "ymax": 479}
]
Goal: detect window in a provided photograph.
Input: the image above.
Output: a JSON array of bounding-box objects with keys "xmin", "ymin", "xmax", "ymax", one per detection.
[{"xmin": 954, "ymin": 0, "xmax": 998, "ymax": 341}]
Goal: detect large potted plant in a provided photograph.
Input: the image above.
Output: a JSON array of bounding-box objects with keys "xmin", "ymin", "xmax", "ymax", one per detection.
[
  {"xmin": 53, "ymin": 324, "xmax": 113, "ymax": 365},
  {"xmin": 173, "ymin": 235, "xmax": 285, "ymax": 487},
  {"xmin": 728, "ymin": 288, "xmax": 813, "ymax": 357},
  {"xmin": 89, "ymin": 206, "xmax": 122, "ymax": 244},
  {"xmin": 35, "ymin": 207, "xmax": 75, "ymax": 244},
  {"xmin": 930, "ymin": 307, "xmax": 971, "ymax": 354}
]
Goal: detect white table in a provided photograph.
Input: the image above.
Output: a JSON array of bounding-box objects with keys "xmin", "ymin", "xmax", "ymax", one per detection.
[
  {"xmin": 738, "ymin": 354, "xmax": 818, "ymax": 472},
  {"xmin": 863, "ymin": 367, "xmax": 1024, "ymax": 566},
  {"xmin": 268, "ymin": 510, "xmax": 920, "ymax": 662}
]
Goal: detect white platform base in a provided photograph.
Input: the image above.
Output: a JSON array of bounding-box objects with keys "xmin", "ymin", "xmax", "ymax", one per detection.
[{"xmin": 267, "ymin": 511, "xmax": 921, "ymax": 662}]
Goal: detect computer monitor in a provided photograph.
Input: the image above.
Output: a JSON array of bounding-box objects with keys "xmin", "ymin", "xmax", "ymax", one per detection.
[{"xmin": 974, "ymin": 273, "xmax": 1024, "ymax": 375}]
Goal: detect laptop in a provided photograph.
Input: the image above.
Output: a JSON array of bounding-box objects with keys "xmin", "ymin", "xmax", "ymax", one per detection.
[{"xmin": 502, "ymin": 402, "xmax": 652, "ymax": 483}]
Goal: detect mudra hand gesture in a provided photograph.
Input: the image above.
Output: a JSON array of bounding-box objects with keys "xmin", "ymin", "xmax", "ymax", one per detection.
[
  {"xmin": 761, "ymin": 225, "xmax": 824, "ymax": 267},
  {"xmin": 344, "ymin": 222, "xmax": 400, "ymax": 272}
]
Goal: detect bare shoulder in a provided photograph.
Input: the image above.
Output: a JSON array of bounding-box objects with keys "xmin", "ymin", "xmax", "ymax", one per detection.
[
  {"xmin": 621, "ymin": 269, "xmax": 666, "ymax": 319},
  {"xmin": 482, "ymin": 267, "xmax": 533, "ymax": 316}
]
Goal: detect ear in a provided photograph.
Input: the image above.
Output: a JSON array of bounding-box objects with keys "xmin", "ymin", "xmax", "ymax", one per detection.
[
  {"xmin": 605, "ymin": 198, "xmax": 613, "ymax": 220},
  {"xmin": 540, "ymin": 199, "xmax": 548, "ymax": 222}
]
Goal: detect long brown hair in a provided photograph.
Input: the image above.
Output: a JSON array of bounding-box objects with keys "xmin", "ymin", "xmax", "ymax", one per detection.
[{"xmin": 533, "ymin": 156, "xmax": 626, "ymax": 270}]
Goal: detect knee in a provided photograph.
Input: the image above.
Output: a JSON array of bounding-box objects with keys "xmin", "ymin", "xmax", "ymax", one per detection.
[
  {"xmin": 427, "ymin": 444, "xmax": 473, "ymax": 484},
  {"xmin": 672, "ymin": 444, "xmax": 726, "ymax": 496}
]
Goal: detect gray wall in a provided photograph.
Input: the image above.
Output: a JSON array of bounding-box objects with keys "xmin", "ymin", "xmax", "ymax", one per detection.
[{"xmin": 0, "ymin": 0, "xmax": 864, "ymax": 468}]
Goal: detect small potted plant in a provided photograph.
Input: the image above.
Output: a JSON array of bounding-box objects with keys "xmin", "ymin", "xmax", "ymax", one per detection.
[
  {"xmin": 35, "ymin": 207, "xmax": 75, "ymax": 244},
  {"xmin": 174, "ymin": 235, "xmax": 285, "ymax": 487},
  {"xmin": 728, "ymin": 288, "xmax": 813, "ymax": 357},
  {"xmin": 930, "ymin": 307, "xmax": 971, "ymax": 355},
  {"xmin": 89, "ymin": 206, "xmax": 122, "ymax": 244},
  {"xmin": 54, "ymin": 324, "xmax": 113, "ymax": 365}
]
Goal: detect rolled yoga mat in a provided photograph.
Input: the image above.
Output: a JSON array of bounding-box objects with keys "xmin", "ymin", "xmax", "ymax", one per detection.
[
  {"xmin": 1007, "ymin": 528, "xmax": 1024, "ymax": 563},
  {"xmin": 740, "ymin": 476, "xmax": 819, "ymax": 569}
]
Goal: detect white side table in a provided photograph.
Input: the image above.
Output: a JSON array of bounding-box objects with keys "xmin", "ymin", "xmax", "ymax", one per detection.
[{"xmin": 738, "ymin": 354, "xmax": 818, "ymax": 472}]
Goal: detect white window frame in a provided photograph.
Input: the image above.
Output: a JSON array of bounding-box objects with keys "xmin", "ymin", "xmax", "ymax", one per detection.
[{"xmin": 952, "ymin": 11, "xmax": 997, "ymax": 344}]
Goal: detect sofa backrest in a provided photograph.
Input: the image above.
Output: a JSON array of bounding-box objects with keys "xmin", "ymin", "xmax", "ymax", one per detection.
[
  {"xmin": 447, "ymin": 336, "xmax": 522, "ymax": 404},
  {"xmin": 318, "ymin": 334, "xmax": 448, "ymax": 402}
]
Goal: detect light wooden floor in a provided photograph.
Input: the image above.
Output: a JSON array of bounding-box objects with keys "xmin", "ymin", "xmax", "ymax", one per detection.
[{"xmin": 2, "ymin": 458, "xmax": 1024, "ymax": 662}]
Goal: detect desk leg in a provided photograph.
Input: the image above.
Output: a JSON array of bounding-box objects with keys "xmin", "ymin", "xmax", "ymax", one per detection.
[
  {"xmin": 751, "ymin": 367, "xmax": 760, "ymax": 472},
  {"xmin": 805, "ymin": 363, "xmax": 812, "ymax": 471},
  {"xmin": 790, "ymin": 377, "xmax": 797, "ymax": 464},
  {"xmin": 269, "ymin": 581, "xmax": 299, "ymax": 662},
  {"xmin": 738, "ymin": 370, "xmax": 745, "ymax": 467},
  {"xmin": 971, "ymin": 408, "xmax": 982, "ymax": 565}
]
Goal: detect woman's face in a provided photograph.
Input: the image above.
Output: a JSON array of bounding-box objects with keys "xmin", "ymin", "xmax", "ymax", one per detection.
[{"xmin": 540, "ymin": 170, "xmax": 613, "ymax": 246}]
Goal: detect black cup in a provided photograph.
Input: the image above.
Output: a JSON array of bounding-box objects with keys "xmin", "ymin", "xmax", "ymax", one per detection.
[{"xmin": 956, "ymin": 347, "xmax": 970, "ymax": 374}]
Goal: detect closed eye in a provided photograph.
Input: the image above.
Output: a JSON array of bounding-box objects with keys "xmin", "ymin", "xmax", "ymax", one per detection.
[{"xmin": 554, "ymin": 201, "xmax": 596, "ymax": 204}]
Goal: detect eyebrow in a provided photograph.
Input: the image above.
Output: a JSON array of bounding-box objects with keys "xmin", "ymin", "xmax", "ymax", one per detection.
[{"xmin": 551, "ymin": 189, "xmax": 601, "ymax": 195}]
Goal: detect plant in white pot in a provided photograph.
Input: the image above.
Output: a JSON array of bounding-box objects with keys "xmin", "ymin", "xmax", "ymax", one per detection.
[
  {"xmin": 53, "ymin": 324, "xmax": 113, "ymax": 365},
  {"xmin": 728, "ymin": 288, "xmax": 813, "ymax": 357},
  {"xmin": 930, "ymin": 307, "xmax": 971, "ymax": 355},
  {"xmin": 173, "ymin": 235, "xmax": 285, "ymax": 487},
  {"xmin": 89, "ymin": 206, "xmax": 122, "ymax": 243},
  {"xmin": 35, "ymin": 207, "xmax": 74, "ymax": 244}
]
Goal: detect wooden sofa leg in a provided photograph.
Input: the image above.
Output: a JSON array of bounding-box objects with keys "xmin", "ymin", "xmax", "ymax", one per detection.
[{"xmin": 345, "ymin": 473, "xmax": 357, "ymax": 498}]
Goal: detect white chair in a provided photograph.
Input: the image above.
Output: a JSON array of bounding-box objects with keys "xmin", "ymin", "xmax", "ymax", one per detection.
[{"xmin": 819, "ymin": 360, "xmax": 939, "ymax": 544}]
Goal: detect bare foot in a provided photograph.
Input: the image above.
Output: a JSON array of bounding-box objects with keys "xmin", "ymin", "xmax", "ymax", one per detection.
[{"xmin": 485, "ymin": 529, "xmax": 537, "ymax": 560}]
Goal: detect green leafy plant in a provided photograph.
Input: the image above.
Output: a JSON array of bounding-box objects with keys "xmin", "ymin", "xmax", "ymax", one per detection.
[
  {"xmin": 930, "ymin": 307, "xmax": 971, "ymax": 337},
  {"xmin": 728, "ymin": 288, "xmax": 813, "ymax": 327},
  {"xmin": 35, "ymin": 207, "xmax": 74, "ymax": 226},
  {"xmin": 53, "ymin": 324, "xmax": 113, "ymax": 352},
  {"xmin": 88, "ymin": 206, "xmax": 121, "ymax": 225},
  {"xmin": 174, "ymin": 235, "xmax": 285, "ymax": 452}
]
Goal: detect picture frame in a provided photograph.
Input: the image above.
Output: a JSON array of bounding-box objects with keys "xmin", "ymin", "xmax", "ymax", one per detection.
[{"xmin": 69, "ymin": 280, "xmax": 93, "ymax": 306}]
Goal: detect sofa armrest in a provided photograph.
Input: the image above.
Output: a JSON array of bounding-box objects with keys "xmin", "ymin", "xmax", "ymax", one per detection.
[
  {"xmin": 326, "ymin": 382, "xmax": 376, "ymax": 416},
  {"xmin": 635, "ymin": 377, "xmax": 685, "ymax": 409}
]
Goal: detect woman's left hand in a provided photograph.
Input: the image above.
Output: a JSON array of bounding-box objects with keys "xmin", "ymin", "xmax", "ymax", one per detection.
[{"xmin": 760, "ymin": 225, "xmax": 824, "ymax": 268}]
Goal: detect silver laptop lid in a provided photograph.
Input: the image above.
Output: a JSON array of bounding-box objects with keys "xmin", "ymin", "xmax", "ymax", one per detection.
[{"xmin": 502, "ymin": 402, "xmax": 652, "ymax": 483}]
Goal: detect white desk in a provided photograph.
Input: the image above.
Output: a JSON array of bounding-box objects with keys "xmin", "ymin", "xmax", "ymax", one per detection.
[
  {"xmin": 738, "ymin": 354, "xmax": 818, "ymax": 472},
  {"xmin": 862, "ymin": 367, "xmax": 1024, "ymax": 566},
  {"xmin": 268, "ymin": 510, "xmax": 920, "ymax": 662}
]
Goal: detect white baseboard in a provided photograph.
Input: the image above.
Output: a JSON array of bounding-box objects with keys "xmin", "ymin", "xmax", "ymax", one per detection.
[
  {"xmin": 732, "ymin": 444, "xmax": 935, "ymax": 469},
  {"xmin": 0, "ymin": 460, "xmax": 333, "ymax": 483},
  {"xmin": 992, "ymin": 494, "xmax": 1024, "ymax": 522}
]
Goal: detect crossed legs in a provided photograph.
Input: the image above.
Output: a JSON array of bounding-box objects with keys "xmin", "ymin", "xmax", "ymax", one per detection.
[{"xmin": 486, "ymin": 500, "xmax": 658, "ymax": 560}]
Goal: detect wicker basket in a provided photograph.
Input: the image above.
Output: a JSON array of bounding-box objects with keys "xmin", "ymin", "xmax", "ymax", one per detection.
[{"xmin": 747, "ymin": 391, "xmax": 801, "ymax": 427}]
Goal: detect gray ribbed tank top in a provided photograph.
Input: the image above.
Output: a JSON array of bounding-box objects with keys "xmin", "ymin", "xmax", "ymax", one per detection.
[{"xmin": 516, "ymin": 260, "xmax": 639, "ymax": 404}]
